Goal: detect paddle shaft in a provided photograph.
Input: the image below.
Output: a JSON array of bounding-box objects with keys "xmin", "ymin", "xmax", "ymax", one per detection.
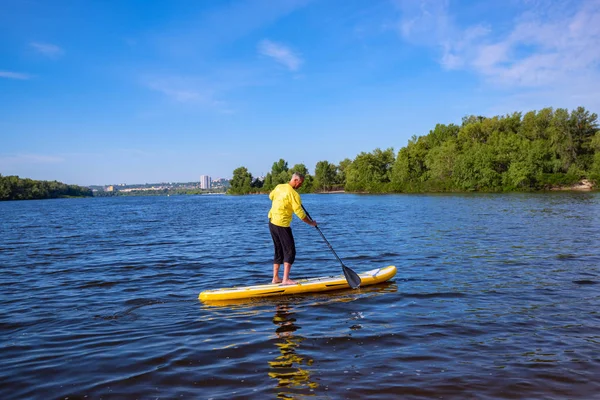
[
  {"xmin": 314, "ymin": 225, "xmax": 345, "ymax": 266},
  {"xmin": 301, "ymin": 205, "xmax": 361, "ymax": 289}
]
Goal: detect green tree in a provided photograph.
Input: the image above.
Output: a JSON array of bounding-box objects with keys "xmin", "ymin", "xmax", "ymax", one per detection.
[
  {"xmin": 424, "ymin": 139, "xmax": 457, "ymax": 189},
  {"xmin": 0, "ymin": 175, "xmax": 92, "ymax": 200},
  {"xmin": 336, "ymin": 158, "xmax": 352, "ymax": 186},
  {"xmin": 569, "ymin": 106, "xmax": 599, "ymax": 171},
  {"xmin": 262, "ymin": 173, "xmax": 273, "ymax": 191},
  {"xmin": 0, "ymin": 174, "xmax": 8, "ymax": 200},
  {"xmin": 520, "ymin": 108, "xmax": 554, "ymax": 141},
  {"xmin": 262, "ymin": 159, "xmax": 290, "ymax": 191},
  {"xmin": 391, "ymin": 137, "xmax": 428, "ymax": 191},
  {"xmin": 314, "ymin": 160, "xmax": 337, "ymax": 191},
  {"xmin": 428, "ymin": 123, "xmax": 460, "ymax": 147},
  {"xmin": 458, "ymin": 116, "xmax": 488, "ymax": 144},
  {"xmin": 346, "ymin": 148, "xmax": 395, "ymax": 192},
  {"xmin": 272, "ymin": 159, "xmax": 288, "ymax": 175},
  {"xmin": 226, "ymin": 106, "xmax": 598, "ymax": 194},
  {"xmin": 500, "ymin": 138, "xmax": 551, "ymax": 189},
  {"xmin": 453, "ymin": 143, "xmax": 501, "ymax": 191},
  {"xmin": 229, "ymin": 166, "xmax": 253, "ymax": 194},
  {"xmin": 289, "ymin": 163, "xmax": 308, "ymax": 176},
  {"xmin": 390, "ymin": 147, "xmax": 412, "ymax": 191},
  {"xmin": 589, "ymin": 130, "xmax": 600, "ymax": 181},
  {"xmin": 549, "ymin": 108, "xmax": 576, "ymax": 172}
]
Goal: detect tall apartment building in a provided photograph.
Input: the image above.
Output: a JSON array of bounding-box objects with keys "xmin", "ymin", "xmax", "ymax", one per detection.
[{"xmin": 200, "ymin": 175, "xmax": 211, "ymax": 189}]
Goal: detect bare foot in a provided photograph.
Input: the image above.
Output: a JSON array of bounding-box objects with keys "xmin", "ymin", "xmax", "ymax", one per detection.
[
  {"xmin": 272, "ymin": 278, "xmax": 282, "ymax": 284},
  {"xmin": 281, "ymin": 279, "xmax": 297, "ymax": 285}
]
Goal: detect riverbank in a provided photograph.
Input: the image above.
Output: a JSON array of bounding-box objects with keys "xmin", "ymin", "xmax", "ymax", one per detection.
[{"xmin": 550, "ymin": 179, "xmax": 596, "ymax": 191}]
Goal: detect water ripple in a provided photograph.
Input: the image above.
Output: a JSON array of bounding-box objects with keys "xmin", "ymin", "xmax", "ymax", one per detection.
[{"xmin": 1, "ymin": 193, "xmax": 599, "ymax": 398}]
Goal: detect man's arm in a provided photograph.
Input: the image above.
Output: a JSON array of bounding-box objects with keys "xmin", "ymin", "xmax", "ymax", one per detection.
[
  {"xmin": 291, "ymin": 193, "xmax": 317, "ymax": 226},
  {"xmin": 301, "ymin": 215, "xmax": 317, "ymax": 226}
]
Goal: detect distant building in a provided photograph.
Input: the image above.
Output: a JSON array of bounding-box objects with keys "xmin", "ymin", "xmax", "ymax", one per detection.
[{"xmin": 200, "ymin": 175, "xmax": 211, "ymax": 189}]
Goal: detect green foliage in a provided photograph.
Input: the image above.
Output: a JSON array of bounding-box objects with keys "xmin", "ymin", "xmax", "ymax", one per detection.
[
  {"xmin": 345, "ymin": 148, "xmax": 394, "ymax": 192},
  {"xmin": 428, "ymin": 123, "xmax": 460, "ymax": 147},
  {"xmin": 0, "ymin": 174, "xmax": 93, "ymax": 201},
  {"xmin": 262, "ymin": 159, "xmax": 290, "ymax": 191},
  {"xmin": 230, "ymin": 106, "xmax": 599, "ymax": 194},
  {"xmin": 520, "ymin": 108, "xmax": 553, "ymax": 141},
  {"xmin": 590, "ymin": 154, "xmax": 600, "ymax": 183},
  {"xmin": 390, "ymin": 136, "xmax": 429, "ymax": 190},
  {"xmin": 271, "ymin": 159, "xmax": 288, "ymax": 175},
  {"xmin": 313, "ymin": 160, "xmax": 338, "ymax": 191},
  {"xmin": 592, "ymin": 130, "xmax": 600, "ymax": 152},
  {"xmin": 425, "ymin": 139, "xmax": 457, "ymax": 183},
  {"xmin": 453, "ymin": 143, "xmax": 502, "ymax": 191},
  {"xmin": 458, "ymin": 117, "xmax": 487, "ymax": 144},
  {"xmin": 228, "ymin": 166, "xmax": 254, "ymax": 194},
  {"xmin": 336, "ymin": 158, "xmax": 352, "ymax": 186},
  {"xmin": 289, "ymin": 163, "xmax": 308, "ymax": 176},
  {"xmin": 536, "ymin": 173, "xmax": 581, "ymax": 187}
]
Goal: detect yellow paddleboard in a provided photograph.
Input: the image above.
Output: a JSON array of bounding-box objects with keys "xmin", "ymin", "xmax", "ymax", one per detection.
[{"xmin": 199, "ymin": 265, "xmax": 396, "ymax": 302}]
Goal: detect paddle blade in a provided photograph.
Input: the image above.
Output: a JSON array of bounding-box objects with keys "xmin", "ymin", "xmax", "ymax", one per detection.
[{"xmin": 343, "ymin": 265, "xmax": 362, "ymax": 289}]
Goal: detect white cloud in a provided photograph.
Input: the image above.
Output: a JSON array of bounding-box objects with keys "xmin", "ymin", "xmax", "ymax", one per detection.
[
  {"xmin": 440, "ymin": 25, "xmax": 491, "ymax": 69},
  {"xmin": 480, "ymin": 2, "xmax": 600, "ymax": 86},
  {"xmin": 410, "ymin": 0, "xmax": 600, "ymax": 87},
  {"xmin": 30, "ymin": 42, "xmax": 64, "ymax": 58},
  {"xmin": 142, "ymin": 75, "xmax": 234, "ymax": 113},
  {"xmin": 146, "ymin": 79, "xmax": 202, "ymax": 103},
  {"xmin": 258, "ymin": 39, "xmax": 303, "ymax": 71},
  {"xmin": 395, "ymin": 0, "xmax": 453, "ymax": 46},
  {"xmin": 0, "ymin": 70, "xmax": 32, "ymax": 80}
]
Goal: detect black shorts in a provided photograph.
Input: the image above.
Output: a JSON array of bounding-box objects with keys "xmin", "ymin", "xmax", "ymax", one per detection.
[{"xmin": 269, "ymin": 221, "xmax": 296, "ymax": 264}]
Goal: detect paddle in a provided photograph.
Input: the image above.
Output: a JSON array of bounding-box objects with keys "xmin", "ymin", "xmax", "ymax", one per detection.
[{"xmin": 301, "ymin": 205, "xmax": 361, "ymax": 289}]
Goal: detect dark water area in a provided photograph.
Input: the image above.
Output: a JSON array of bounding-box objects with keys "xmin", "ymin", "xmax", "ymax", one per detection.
[{"xmin": 1, "ymin": 193, "xmax": 600, "ymax": 399}]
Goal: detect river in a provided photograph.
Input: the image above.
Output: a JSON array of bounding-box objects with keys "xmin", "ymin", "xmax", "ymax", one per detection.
[{"xmin": 1, "ymin": 193, "xmax": 599, "ymax": 399}]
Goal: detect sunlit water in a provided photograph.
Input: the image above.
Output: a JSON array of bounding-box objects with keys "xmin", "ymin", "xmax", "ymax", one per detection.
[{"xmin": 1, "ymin": 193, "xmax": 599, "ymax": 399}]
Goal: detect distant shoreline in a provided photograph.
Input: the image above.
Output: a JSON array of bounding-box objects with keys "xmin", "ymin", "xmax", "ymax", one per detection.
[{"xmin": 2, "ymin": 179, "xmax": 597, "ymax": 202}]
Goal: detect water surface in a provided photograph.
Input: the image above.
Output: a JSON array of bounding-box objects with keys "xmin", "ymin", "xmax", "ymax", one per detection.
[{"xmin": 1, "ymin": 193, "xmax": 599, "ymax": 399}]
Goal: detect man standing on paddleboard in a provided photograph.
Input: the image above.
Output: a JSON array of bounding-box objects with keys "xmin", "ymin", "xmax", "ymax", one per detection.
[{"xmin": 268, "ymin": 173, "xmax": 317, "ymax": 285}]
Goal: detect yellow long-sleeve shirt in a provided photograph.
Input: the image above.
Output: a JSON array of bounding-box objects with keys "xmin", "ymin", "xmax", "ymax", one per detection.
[{"xmin": 268, "ymin": 183, "xmax": 307, "ymax": 227}]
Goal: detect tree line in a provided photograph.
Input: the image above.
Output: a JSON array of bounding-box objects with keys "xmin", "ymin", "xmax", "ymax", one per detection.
[
  {"xmin": 228, "ymin": 106, "xmax": 600, "ymax": 194},
  {"xmin": 0, "ymin": 175, "xmax": 93, "ymax": 201}
]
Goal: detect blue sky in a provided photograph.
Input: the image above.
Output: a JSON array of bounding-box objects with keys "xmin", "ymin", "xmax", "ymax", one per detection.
[{"xmin": 1, "ymin": 0, "xmax": 599, "ymax": 186}]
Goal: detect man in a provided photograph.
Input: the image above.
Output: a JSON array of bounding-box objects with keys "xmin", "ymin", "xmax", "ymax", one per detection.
[{"xmin": 268, "ymin": 172, "xmax": 317, "ymax": 285}]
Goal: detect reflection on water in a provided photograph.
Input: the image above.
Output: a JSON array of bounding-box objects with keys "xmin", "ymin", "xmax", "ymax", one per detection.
[{"xmin": 269, "ymin": 303, "xmax": 318, "ymax": 398}]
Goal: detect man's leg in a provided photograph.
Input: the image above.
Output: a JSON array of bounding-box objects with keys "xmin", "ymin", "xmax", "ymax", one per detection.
[
  {"xmin": 269, "ymin": 222, "xmax": 284, "ymax": 284},
  {"xmin": 272, "ymin": 264, "xmax": 282, "ymax": 284},
  {"xmin": 280, "ymin": 226, "xmax": 297, "ymax": 285},
  {"xmin": 281, "ymin": 262, "xmax": 296, "ymax": 285}
]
